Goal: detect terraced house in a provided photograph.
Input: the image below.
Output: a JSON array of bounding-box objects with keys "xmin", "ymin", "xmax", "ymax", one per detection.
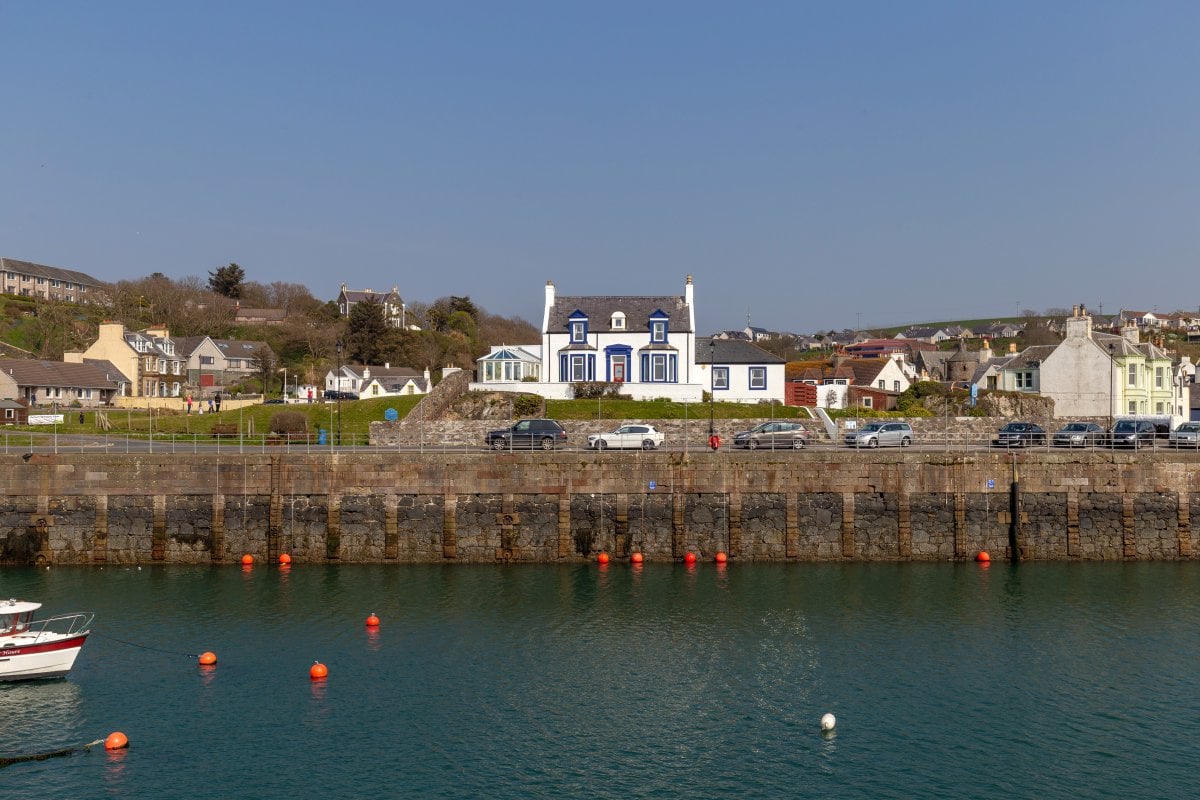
[{"xmin": 1, "ymin": 257, "xmax": 106, "ymax": 304}]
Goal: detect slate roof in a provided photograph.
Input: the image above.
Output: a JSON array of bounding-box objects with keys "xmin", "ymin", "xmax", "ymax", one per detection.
[
  {"xmin": 697, "ymin": 337, "xmax": 784, "ymax": 364},
  {"xmin": 548, "ymin": 294, "xmax": 692, "ymax": 333},
  {"xmin": 235, "ymin": 307, "xmax": 287, "ymax": 321},
  {"xmin": 0, "ymin": 359, "xmax": 118, "ymax": 389},
  {"xmin": 0, "ymin": 257, "xmax": 105, "ymax": 288},
  {"xmin": 1092, "ymin": 332, "xmax": 1171, "ymax": 360},
  {"xmin": 1001, "ymin": 345, "xmax": 1057, "ymax": 371},
  {"xmin": 82, "ymin": 359, "xmax": 128, "ymax": 383},
  {"xmin": 842, "ymin": 358, "xmax": 894, "ymax": 385}
]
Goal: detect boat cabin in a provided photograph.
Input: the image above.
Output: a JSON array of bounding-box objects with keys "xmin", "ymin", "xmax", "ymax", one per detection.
[{"xmin": 0, "ymin": 599, "xmax": 39, "ymax": 635}]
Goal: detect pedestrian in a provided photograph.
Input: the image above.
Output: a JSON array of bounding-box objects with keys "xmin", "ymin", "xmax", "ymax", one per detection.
[
  {"xmin": 186, "ymin": 394, "xmax": 193, "ymax": 415},
  {"xmin": 207, "ymin": 397, "xmax": 214, "ymax": 413},
  {"xmin": 307, "ymin": 388, "xmax": 313, "ymax": 404},
  {"xmin": 214, "ymin": 392, "xmax": 222, "ymax": 413}
]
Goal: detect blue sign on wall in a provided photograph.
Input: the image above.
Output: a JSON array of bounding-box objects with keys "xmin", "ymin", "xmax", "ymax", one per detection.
[
  {"xmin": 648, "ymin": 481, "xmax": 657, "ymax": 490},
  {"xmin": 384, "ymin": 408, "xmax": 399, "ymax": 421},
  {"xmin": 987, "ymin": 479, "xmax": 994, "ymax": 489}
]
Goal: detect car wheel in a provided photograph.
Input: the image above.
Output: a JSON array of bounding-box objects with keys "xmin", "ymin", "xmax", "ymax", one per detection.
[
  {"xmin": 491, "ymin": 438, "xmax": 507, "ymax": 451},
  {"xmin": 792, "ymin": 438, "xmax": 805, "ymax": 450},
  {"xmin": 900, "ymin": 436, "xmax": 911, "ymax": 447},
  {"xmin": 868, "ymin": 438, "xmax": 879, "ymax": 449},
  {"xmin": 748, "ymin": 439, "xmax": 759, "ymax": 450},
  {"xmin": 539, "ymin": 436, "xmax": 555, "ymax": 451},
  {"xmin": 642, "ymin": 439, "xmax": 656, "ymax": 450},
  {"xmin": 596, "ymin": 440, "xmax": 607, "ymax": 451}
]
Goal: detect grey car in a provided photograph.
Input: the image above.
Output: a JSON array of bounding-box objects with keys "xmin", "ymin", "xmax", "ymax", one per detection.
[
  {"xmin": 485, "ymin": 419, "xmax": 569, "ymax": 450},
  {"xmin": 733, "ymin": 421, "xmax": 811, "ymax": 450},
  {"xmin": 844, "ymin": 421, "xmax": 913, "ymax": 448},
  {"xmin": 1168, "ymin": 422, "xmax": 1200, "ymax": 449},
  {"xmin": 1053, "ymin": 421, "xmax": 1105, "ymax": 447},
  {"xmin": 1107, "ymin": 419, "xmax": 1156, "ymax": 449}
]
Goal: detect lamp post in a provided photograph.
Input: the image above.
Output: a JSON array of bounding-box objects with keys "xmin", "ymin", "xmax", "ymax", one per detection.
[
  {"xmin": 708, "ymin": 339, "xmax": 716, "ymax": 445},
  {"xmin": 1108, "ymin": 342, "xmax": 1116, "ymax": 430},
  {"xmin": 280, "ymin": 367, "xmax": 288, "ymax": 400},
  {"xmin": 335, "ymin": 339, "xmax": 343, "ymax": 446}
]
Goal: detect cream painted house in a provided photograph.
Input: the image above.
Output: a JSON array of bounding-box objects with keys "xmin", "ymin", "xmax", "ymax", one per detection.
[{"xmin": 64, "ymin": 323, "xmax": 184, "ymax": 397}]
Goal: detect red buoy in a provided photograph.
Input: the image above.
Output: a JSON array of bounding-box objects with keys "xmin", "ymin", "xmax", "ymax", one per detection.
[
  {"xmin": 309, "ymin": 661, "xmax": 328, "ymax": 680},
  {"xmin": 198, "ymin": 651, "xmax": 217, "ymax": 666},
  {"xmin": 241, "ymin": 554, "xmax": 254, "ymax": 566},
  {"xmin": 630, "ymin": 552, "xmax": 644, "ymax": 564},
  {"xmin": 684, "ymin": 552, "xmax": 697, "ymax": 565},
  {"xmin": 278, "ymin": 553, "xmax": 292, "ymax": 565},
  {"xmin": 104, "ymin": 731, "xmax": 129, "ymax": 750},
  {"xmin": 597, "ymin": 552, "xmax": 610, "ymax": 565},
  {"xmin": 714, "ymin": 552, "xmax": 728, "ymax": 564},
  {"xmin": 365, "ymin": 613, "xmax": 380, "ymax": 627},
  {"xmin": 976, "ymin": 551, "xmax": 991, "ymax": 563}
]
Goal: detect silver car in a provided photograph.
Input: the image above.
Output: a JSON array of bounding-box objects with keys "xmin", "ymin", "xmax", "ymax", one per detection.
[
  {"xmin": 1053, "ymin": 421, "xmax": 1105, "ymax": 448},
  {"xmin": 733, "ymin": 421, "xmax": 811, "ymax": 450},
  {"xmin": 844, "ymin": 421, "xmax": 913, "ymax": 448},
  {"xmin": 1168, "ymin": 422, "xmax": 1200, "ymax": 449}
]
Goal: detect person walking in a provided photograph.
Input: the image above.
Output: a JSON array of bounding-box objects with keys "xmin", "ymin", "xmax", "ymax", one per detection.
[
  {"xmin": 186, "ymin": 394, "xmax": 193, "ymax": 415},
  {"xmin": 214, "ymin": 392, "xmax": 222, "ymax": 413}
]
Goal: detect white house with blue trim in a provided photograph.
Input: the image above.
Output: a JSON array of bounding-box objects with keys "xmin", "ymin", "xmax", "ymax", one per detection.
[{"xmin": 698, "ymin": 337, "xmax": 786, "ymax": 403}]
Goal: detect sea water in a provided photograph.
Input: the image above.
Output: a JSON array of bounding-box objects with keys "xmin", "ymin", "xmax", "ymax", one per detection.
[{"xmin": 1, "ymin": 561, "xmax": 1197, "ymax": 799}]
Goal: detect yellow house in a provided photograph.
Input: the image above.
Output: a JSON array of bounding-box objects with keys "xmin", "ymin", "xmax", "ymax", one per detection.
[{"xmin": 64, "ymin": 322, "xmax": 184, "ymax": 397}]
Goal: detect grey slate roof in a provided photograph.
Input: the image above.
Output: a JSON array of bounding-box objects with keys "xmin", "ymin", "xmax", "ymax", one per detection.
[
  {"xmin": 0, "ymin": 257, "xmax": 105, "ymax": 288},
  {"xmin": 82, "ymin": 359, "xmax": 128, "ymax": 383},
  {"xmin": 0, "ymin": 359, "xmax": 118, "ymax": 389},
  {"xmin": 1001, "ymin": 345, "xmax": 1057, "ymax": 371},
  {"xmin": 697, "ymin": 337, "xmax": 785, "ymax": 364},
  {"xmin": 548, "ymin": 294, "xmax": 692, "ymax": 333}
]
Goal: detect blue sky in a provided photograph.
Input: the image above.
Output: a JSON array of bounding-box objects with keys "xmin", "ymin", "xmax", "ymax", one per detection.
[{"xmin": 3, "ymin": 2, "xmax": 1198, "ymax": 334}]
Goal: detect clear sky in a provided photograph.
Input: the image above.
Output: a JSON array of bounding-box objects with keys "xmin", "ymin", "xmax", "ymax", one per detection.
[{"xmin": 3, "ymin": 2, "xmax": 1198, "ymax": 334}]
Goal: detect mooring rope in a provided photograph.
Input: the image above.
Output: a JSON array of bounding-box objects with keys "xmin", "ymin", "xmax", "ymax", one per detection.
[
  {"xmin": 91, "ymin": 631, "xmax": 198, "ymax": 659},
  {"xmin": 0, "ymin": 739, "xmax": 104, "ymax": 769}
]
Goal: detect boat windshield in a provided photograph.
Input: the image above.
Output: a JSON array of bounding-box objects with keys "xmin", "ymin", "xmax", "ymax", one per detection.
[{"xmin": 1, "ymin": 612, "xmax": 31, "ymax": 635}]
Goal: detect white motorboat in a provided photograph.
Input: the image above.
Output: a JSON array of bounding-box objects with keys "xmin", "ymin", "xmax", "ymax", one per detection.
[{"xmin": 0, "ymin": 599, "xmax": 93, "ymax": 681}]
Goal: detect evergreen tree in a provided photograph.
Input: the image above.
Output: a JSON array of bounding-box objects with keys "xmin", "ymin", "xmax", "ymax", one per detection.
[{"xmin": 208, "ymin": 263, "xmax": 246, "ymax": 299}]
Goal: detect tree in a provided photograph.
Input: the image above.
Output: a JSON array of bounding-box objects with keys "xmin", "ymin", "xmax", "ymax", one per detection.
[
  {"xmin": 346, "ymin": 301, "xmax": 386, "ymax": 364},
  {"xmin": 208, "ymin": 263, "xmax": 246, "ymax": 299}
]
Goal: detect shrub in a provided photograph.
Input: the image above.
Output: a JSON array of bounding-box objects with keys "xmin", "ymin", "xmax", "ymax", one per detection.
[
  {"xmin": 512, "ymin": 393, "xmax": 542, "ymax": 418},
  {"xmin": 269, "ymin": 411, "xmax": 308, "ymax": 435},
  {"xmin": 571, "ymin": 381, "xmax": 617, "ymax": 399}
]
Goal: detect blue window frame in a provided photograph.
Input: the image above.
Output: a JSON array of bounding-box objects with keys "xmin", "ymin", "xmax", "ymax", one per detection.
[
  {"xmin": 639, "ymin": 352, "xmax": 677, "ymax": 383},
  {"xmin": 560, "ymin": 353, "xmax": 595, "ymax": 382},
  {"xmin": 749, "ymin": 366, "xmax": 767, "ymax": 390},
  {"xmin": 712, "ymin": 366, "xmax": 729, "ymax": 390},
  {"xmin": 568, "ymin": 311, "xmax": 589, "ymax": 344},
  {"xmin": 648, "ymin": 310, "xmax": 669, "ymax": 343}
]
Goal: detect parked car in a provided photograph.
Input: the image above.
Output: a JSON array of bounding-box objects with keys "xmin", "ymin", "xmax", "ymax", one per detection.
[
  {"xmin": 323, "ymin": 390, "xmax": 359, "ymax": 400},
  {"xmin": 587, "ymin": 424, "xmax": 664, "ymax": 450},
  {"xmin": 263, "ymin": 398, "xmax": 286, "ymax": 405},
  {"xmin": 1053, "ymin": 421, "xmax": 1105, "ymax": 448},
  {"xmin": 485, "ymin": 419, "xmax": 569, "ymax": 450},
  {"xmin": 1107, "ymin": 419, "xmax": 1156, "ymax": 449},
  {"xmin": 733, "ymin": 421, "xmax": 811, "ymax": 450},
  {"xmin": 1167, "ymin": 421, "xmax": 1200, "ymax": 449},
  {"xmin": 844, "ymin": 421, "xmax": 913, "ymax": 448},
  {"xmin": 993, "ymin": 422, "xmax": 1047, "ymax": 448}
]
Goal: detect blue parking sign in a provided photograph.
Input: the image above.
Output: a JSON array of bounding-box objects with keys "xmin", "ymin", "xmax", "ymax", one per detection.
[
  {"xmin": 987, "ymin": 479, "xmax": 994, "ymax": 489},
  {"xmin": 648, "ymin": 481, "xmax": 656, "ymax": 490}
]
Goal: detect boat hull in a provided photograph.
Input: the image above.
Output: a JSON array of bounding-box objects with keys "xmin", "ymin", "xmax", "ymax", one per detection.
[{"xmin": 0, "ymin": 634, "xmax": 89, "ymax": 681}]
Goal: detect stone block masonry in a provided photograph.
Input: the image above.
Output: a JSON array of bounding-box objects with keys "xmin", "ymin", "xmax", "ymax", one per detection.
[{"xmin": 2, "ymin": 451, "xmax": 1200, "ymax": 565}]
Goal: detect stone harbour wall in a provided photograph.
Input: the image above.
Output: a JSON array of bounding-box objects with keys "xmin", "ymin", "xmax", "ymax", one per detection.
[{"xmin": 1, "ymin": 450, "xmax": 1199, "ymax": 565}]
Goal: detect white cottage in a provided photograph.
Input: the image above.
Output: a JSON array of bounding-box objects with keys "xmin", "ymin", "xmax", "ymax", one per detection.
[{"xmin": 472, "ymin": 276, "xmax": 705, "ymax": 400}]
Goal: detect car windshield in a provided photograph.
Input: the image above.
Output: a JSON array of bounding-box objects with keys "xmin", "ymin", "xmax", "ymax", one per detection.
[
  {"xmin": 859, "ymin": 423, "xmax": 884, "ymax": 432},
  {"xmin": 1178, "ymin": 423, "xmax": 1200, "ymax": 432},
  {"xmin": 1062, "ymin": 423, "xmax": 1087, "ymax": 431},
  {"xmin": 1113, "ymin": 422, "xmax": 1137, "ymax": 432}
]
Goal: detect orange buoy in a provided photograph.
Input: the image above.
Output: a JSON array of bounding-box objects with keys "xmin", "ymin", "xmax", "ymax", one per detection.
[
  {"xmin": 683, "ymin": 552, "xmax": 697, "ymax": 565},
  {"xmin": 104, "ymin": 731, "xmax": 129, "ymax": 750},
  {"xmin": 365, "ymin": 613, "xmax": 380, "ymax": 627},
  {"xmin": 714, "ymin": 552, "xmax": 728, "ymax": 564},
  {"xmin": 278, "ymin": 553, "xmax": 292, "ymax": 565},
  {"xmin": 976, "ymin": 551, "xmax": 991, "ymax": 563},
  {"xmin": 241, "ymin": 554, "xmax": 254, "ymax": 566},
  {"xmin": 630, "ymin": 552, "xmax": 644, "ymax": 564},
  {"xmin": 198, "ymin": 651, "xmax": 217, "ymax": 666},
  {"xmin": 309, "ymin": 661, "xmax": 328, "ymax": 680},
  {"xmin": 597, "ymin": 552, "xmax": 610, "ymax": 565}
]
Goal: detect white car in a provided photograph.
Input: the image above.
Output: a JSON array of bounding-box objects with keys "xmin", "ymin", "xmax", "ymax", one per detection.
[{"xmin": 588, "ymin": 424, "xmax": 665, "ymax": 450}]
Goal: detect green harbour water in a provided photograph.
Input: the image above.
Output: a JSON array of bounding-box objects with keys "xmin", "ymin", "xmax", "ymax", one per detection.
[{"xmin": 2, "ymin": 560, "xmax": 1198, "ymax": 798}]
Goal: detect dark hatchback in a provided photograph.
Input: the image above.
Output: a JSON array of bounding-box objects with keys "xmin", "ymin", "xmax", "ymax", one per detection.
[
  {"xmin": 992, "ymin": 422, "xmax": 1047, "ymax": 447},
  {"xmin": 485, "ymin": 419, "xmax": 569, "ymax": 450}
]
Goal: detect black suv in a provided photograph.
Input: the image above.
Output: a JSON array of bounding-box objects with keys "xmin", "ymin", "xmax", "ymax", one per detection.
[{"xmin": 485, "ymin": 419, "xmax": 568, "ymax": 450}]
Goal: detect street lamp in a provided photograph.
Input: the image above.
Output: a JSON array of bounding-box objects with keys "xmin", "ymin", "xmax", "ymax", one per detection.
[
  {"xmin": 279, "ymin": 367, "xmax": 288, "ymax": 400},
  {"xmin": 335, "ymin": 339, "xmax": 343, "ymax": 446},
  {"xmin": 708, "ymin": 339, "xmax": 716, "ymax": 446},
  {"xmin": 1108, "ymin": 342, "xmax": 1116, "ymax": 430}
]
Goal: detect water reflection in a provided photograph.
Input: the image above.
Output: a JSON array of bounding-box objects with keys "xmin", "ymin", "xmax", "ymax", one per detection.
[{"xmin": 0, "ymin": 681, "xmax": 83, "ymax": 750}]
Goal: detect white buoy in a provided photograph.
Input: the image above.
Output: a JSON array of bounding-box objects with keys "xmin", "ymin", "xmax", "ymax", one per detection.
[{"xmin": 820, "ymin": 713, "xmax": 836, "ymax": 732}]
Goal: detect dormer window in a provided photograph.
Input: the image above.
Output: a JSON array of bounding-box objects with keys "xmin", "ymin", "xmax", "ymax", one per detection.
[
  {"xmin": 648, "ymin": 311, "xmax": 669, "ymax": 343},
  {"xmin": 568, "ymin": 311, "xmax": 589, "ymax": 343},
  {"xmin": 611, "ymin": 312, "xmax": 626, "ymax": 330}
]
